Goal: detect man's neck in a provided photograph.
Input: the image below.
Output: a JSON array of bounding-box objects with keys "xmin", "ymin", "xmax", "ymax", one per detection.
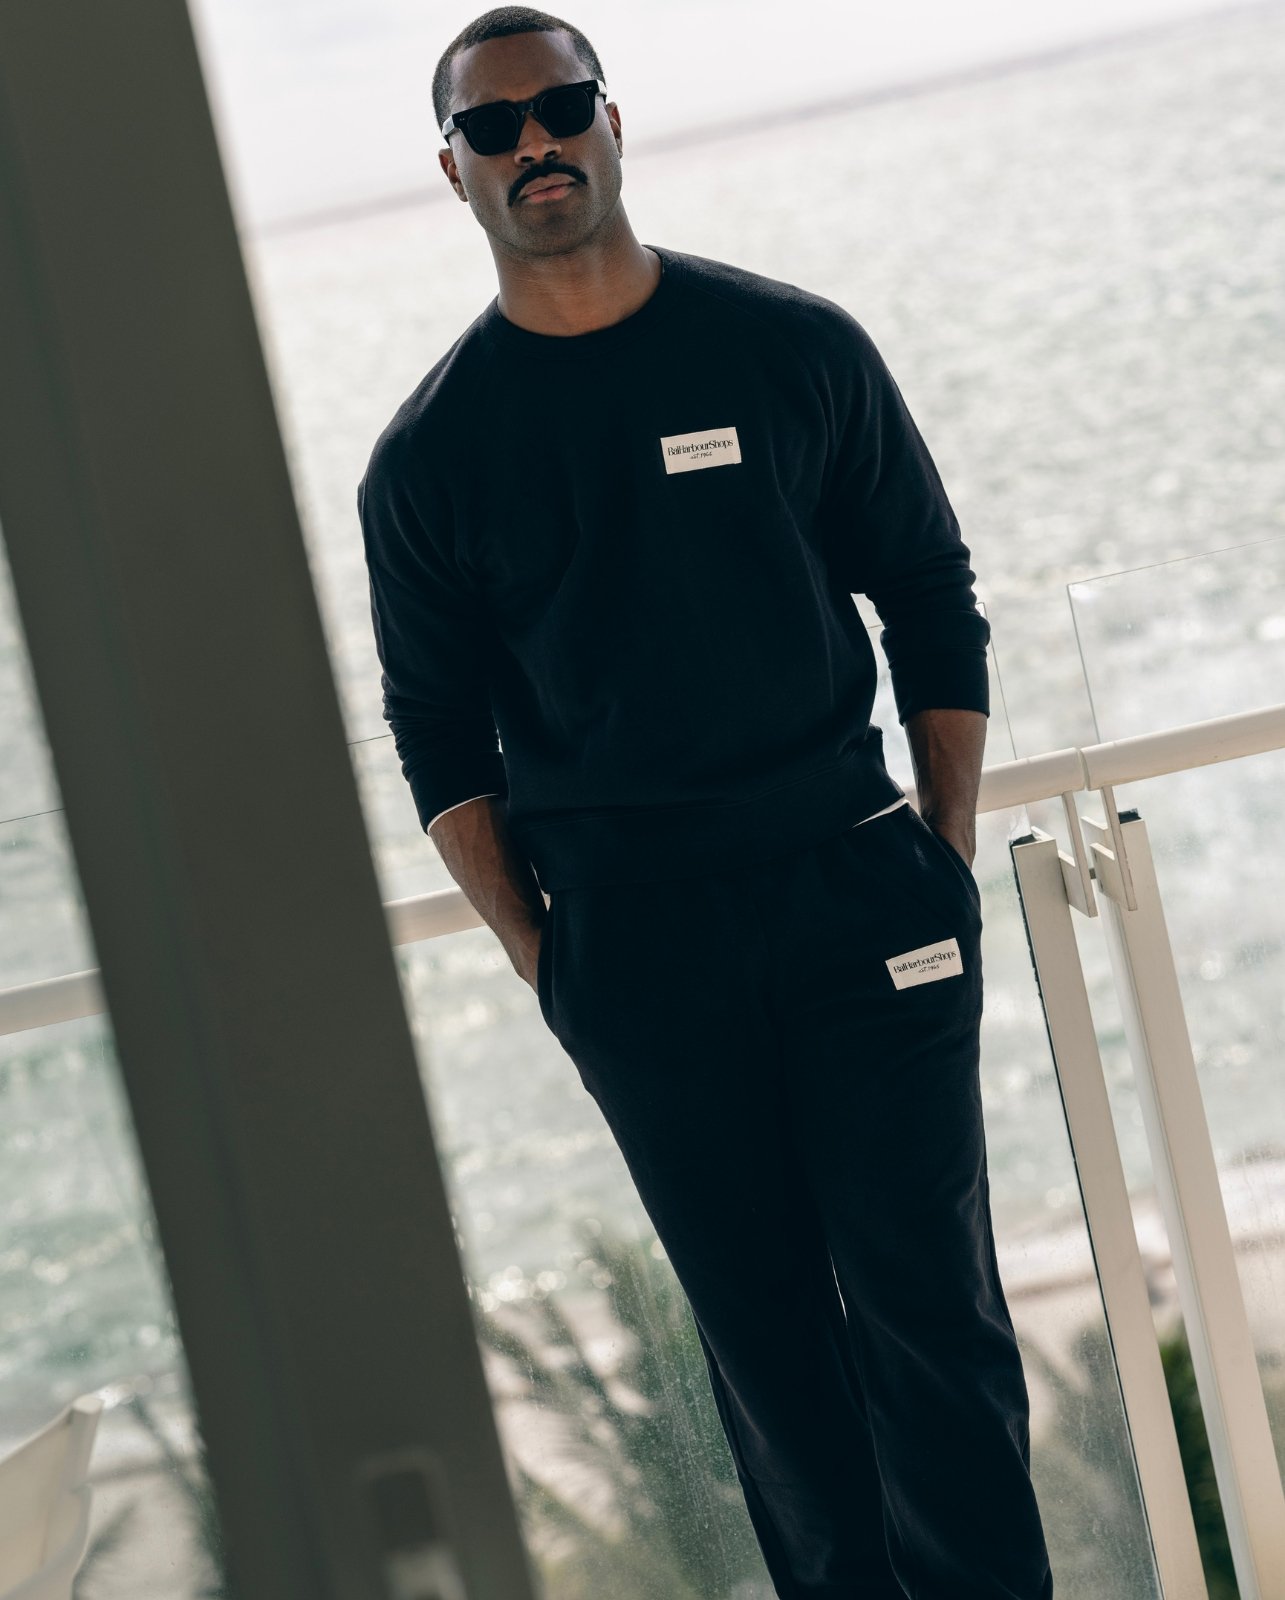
[{"xmin": 493, "ymin": 226, "xmax": 661, "ymax": 337}]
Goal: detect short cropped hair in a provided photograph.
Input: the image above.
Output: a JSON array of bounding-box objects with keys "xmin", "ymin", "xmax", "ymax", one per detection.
[{"xmin": 432, "ymin": 6, "xmax": 606, "ymax": 134}]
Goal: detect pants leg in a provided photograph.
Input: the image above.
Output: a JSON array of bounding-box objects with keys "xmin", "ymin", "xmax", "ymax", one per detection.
[
  {"xmin": 760, "ymin": 805, "xmax": 1054, "ymax": 1600},
  {"xmin": 540, "ymin": 865, "xmax": 908, "ymax": 1598},
  {"xmin": 537, "ymin": 805, "xmax": 1053, "ymax": 1599}
]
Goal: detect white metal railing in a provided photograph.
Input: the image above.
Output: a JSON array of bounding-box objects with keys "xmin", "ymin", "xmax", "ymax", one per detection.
[
  {"xmin": 1009, "ymin": 806, "xmax": 1285, "ymax": 1600},
  {"xmin": 2, "ymin": 699, "xmax": 1282, "ymax": 1039}
]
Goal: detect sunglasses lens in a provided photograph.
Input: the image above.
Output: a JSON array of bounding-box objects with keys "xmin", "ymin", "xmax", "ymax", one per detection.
[
  {"xmin": 466, "ymin": 104, "xmax": 520, "ymax": 155},
  {"xmin": 538, "ymin": 84, "xmax": 595, "ymax": 136}
]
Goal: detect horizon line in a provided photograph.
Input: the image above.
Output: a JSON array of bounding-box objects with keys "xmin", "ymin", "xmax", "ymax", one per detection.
[{"xmin": 244, "ymin": 0, "xmax": 1274, "ymax": 242}]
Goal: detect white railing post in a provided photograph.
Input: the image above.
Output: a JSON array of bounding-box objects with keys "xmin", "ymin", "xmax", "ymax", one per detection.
[
  {"xmin": 1010, "ymin": 823, "xmax": 1209, "ymax": 1600},
  {"xmin": 1083, "ymin": 800, "xmax": 1285, "ymax": 1600}
]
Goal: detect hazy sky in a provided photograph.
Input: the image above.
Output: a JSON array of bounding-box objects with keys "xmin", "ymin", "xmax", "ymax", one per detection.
[{"xmin": 187, "ymin": 0, "xmax": 1252, "ymax": 232}]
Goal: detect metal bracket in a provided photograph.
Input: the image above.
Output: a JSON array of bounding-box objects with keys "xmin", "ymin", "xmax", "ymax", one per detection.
[
  {"xmin": 1057, "ymin": 788, "xmax": 1100, "ymax": 918},
  {"xmin": 1080, "ymin": 783, "xmax": 1140, "ymax": 913}
]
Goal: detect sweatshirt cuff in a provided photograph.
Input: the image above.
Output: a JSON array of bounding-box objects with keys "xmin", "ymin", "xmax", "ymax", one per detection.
[
  {"xmin": 409, "ymin": 752, "xmax": 509, "ymax": 835},
  {"xmin": 888, "ymin": 644, "xmax": 990, "ymax": 725},
  {"xmin": 426, "ymin": 793, "xmax": 503, "ymax": 832}
]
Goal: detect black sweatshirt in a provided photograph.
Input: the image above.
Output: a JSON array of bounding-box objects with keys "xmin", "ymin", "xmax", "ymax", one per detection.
[{"xmin": 356, "ymin": 244, "xmax": 990, "ymax": 892}]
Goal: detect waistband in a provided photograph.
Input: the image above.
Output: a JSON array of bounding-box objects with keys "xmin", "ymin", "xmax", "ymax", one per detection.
[{"xmin": 514, "ymin": 749, "xmax": 908, "ymax": 892}]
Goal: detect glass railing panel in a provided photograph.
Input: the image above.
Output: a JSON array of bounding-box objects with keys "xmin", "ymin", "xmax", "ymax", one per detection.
[
  {"xmin": 1068, "ymin": 540, "xmax": 1285, "ymax": 1487},
  {"xmin": 0, "ymin": 808, "xmax": 95, "ymax": 996},
  {"xmin": 0, "ymin": 536, "xmax": 231, "ymax": 1600},
  {"xmin": 1068, "ymin": 535, "xmax": 1285, "ymax": 740}
]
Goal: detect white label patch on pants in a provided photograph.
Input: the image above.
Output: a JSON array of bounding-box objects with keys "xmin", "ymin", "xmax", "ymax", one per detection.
[{"xmin": 886, "ymin": 936, "xmax": 964, "ymax": 989}]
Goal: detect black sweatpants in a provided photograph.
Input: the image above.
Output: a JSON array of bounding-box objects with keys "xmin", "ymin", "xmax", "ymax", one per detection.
[{"xmin": 535, "ymin": 801, "xmax": 1054, "ymax": 1600}]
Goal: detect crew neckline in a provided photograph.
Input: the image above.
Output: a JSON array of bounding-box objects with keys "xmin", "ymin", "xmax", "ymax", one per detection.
[{"xmin": 483, "ymin": 244, "xmax": 679, "ymax": 358}]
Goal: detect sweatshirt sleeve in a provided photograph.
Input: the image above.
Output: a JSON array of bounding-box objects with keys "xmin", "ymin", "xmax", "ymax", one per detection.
[
  {"xmin": 819, "ymin": 313, "xmax": 991, "ymax": 725},
  {"xmin": 357, "ymin": 447, "xmax": 507, "ymax": 832}
]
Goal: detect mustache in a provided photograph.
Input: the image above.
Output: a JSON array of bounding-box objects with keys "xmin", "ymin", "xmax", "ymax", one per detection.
[{"xmin": 512, "ymin": 165, "xmax": 586, "ymax": 204}]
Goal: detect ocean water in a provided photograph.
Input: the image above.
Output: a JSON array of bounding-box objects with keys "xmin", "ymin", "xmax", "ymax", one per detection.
[
  {"xmin": 190, "ymin": 0, "xmax": 1259, "ymax": 229},
  {"xmin": 1, "ymin": 0, "xmax": 1283, "ymax": 1447}
]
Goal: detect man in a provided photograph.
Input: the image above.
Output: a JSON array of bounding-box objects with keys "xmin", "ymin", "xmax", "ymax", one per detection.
[{"xmin": 357, "ymin": 8, "xmax": 1054, "ymax": 1597}]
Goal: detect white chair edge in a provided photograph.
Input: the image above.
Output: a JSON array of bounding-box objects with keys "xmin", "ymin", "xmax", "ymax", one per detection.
[{"xmin": 0, "ymin": 1392, "xmax": 105, "ymax": 1600}]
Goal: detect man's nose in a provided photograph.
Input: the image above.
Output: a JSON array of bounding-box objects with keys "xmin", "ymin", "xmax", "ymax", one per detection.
[{"xmin": 512, "ymin": 106, "xmax": 561, "ymax": 164}]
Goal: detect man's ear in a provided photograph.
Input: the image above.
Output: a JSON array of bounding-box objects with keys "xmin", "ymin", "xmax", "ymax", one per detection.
[{"xmin": 438, "ymin": 147, "xmax": 467, "ymax": 201}]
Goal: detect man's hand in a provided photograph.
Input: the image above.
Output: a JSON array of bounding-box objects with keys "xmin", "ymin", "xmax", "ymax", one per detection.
[
  {"xmin": 427, "ymin": 796, "xmax": 549, "ymax": 991},
  {"xmin": 515, "ymin": 922, "xmax": 543, "ymax": 992},
  {"xmin": 927, "ymin": 816, "xmax": 977, "ymax": 872}
]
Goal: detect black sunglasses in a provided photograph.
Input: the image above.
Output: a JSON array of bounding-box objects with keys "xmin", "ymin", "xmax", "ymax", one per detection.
[{"xmin": 441, "ymin": 78, "xmax": 607, "ymax": 156}]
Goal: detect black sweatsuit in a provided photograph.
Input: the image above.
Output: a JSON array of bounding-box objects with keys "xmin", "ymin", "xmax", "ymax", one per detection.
[{"xmin": 358, "ymin": 245, "xmax": 1054, "ymax": 1599}]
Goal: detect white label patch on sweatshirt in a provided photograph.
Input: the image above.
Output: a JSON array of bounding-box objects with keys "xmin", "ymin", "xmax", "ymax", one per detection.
[
  {"xmin": 886, "ymin": 937, "xmax": 964, "ymax": 989},
  {"xmin": 660, "ymin": 425, "xmax": 741, "ymax": 474}
]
